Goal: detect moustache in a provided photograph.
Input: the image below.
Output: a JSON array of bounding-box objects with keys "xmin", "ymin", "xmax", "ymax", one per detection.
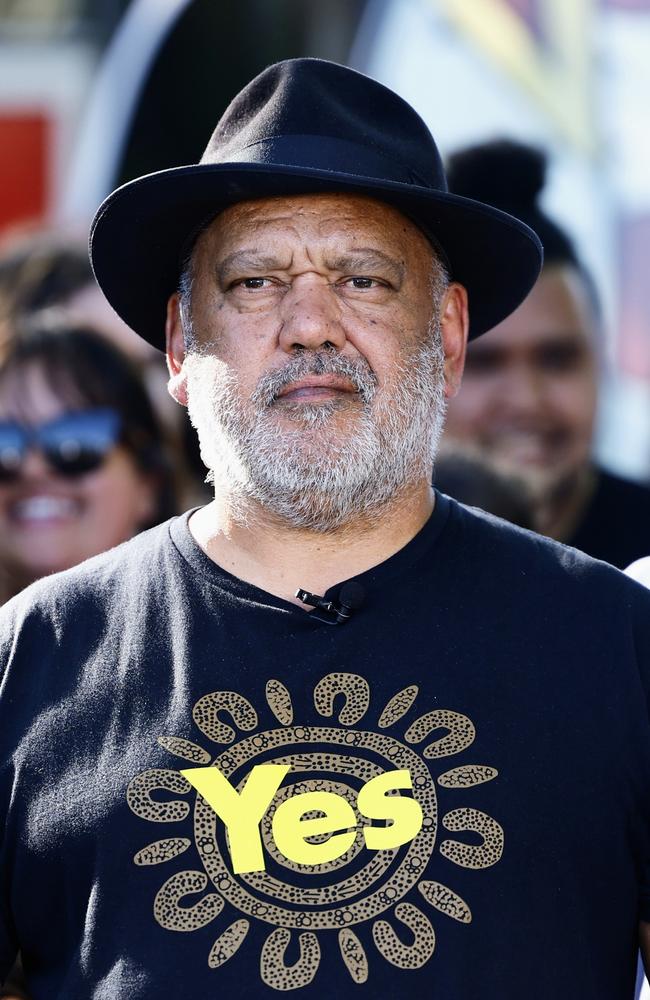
[{"xmin": 251, "ymin": 351, "xmax": 378, "ymax": 408}]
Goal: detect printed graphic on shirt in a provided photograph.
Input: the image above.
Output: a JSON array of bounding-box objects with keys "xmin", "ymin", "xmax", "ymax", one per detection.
[{"xmin": 127, "ymin": 672, "xmax": 503, "ymax": 990}]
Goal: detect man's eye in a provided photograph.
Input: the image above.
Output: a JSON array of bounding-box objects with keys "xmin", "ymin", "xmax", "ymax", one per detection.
[
  {"xmin": 343, "ymin": 277, "xmax": 381, "ymax": 290},
  {"xmin": 227, "ymin": 277, "xmax": 276, "ymax": 291},
  {"xmin": 236, "ymin": 277, "xmax": 270, "ymax": 290}
]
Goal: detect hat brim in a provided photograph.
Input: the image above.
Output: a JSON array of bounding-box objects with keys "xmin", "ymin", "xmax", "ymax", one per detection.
[{"xmin": 90, "ymin": 162, "xmax": 543, "ymax": 350}]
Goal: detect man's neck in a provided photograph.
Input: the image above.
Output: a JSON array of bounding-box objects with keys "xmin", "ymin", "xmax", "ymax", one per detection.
[{"xmin": 188, "ymin": 482, "xmax": 435, "ymax": 605}]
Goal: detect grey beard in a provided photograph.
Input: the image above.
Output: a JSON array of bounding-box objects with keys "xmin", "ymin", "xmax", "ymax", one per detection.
[{"xmin": 184, "ymin": 330, "xmax": 447, "ymax": 532}]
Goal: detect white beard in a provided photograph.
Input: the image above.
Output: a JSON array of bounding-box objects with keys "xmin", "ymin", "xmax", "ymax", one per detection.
[{"xmin": 184, "ymin": 329, "xmax": 447, "ymax": 532}]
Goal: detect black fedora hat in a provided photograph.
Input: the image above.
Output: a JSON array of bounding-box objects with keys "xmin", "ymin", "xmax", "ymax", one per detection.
[{"xmin": 90, "ymin": 58, "xmax": 542, "ymax": 350}]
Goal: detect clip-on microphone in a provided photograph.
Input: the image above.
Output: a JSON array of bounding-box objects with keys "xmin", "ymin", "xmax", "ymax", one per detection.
[{"xmin": 296, "ymin": 581, "xmax": 365, "ymax": 625}]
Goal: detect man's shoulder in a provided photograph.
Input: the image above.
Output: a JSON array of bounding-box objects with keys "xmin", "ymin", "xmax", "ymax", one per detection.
[
  {"xmin": 0, "ymin": 517, "xmax": 177, "ymax": 633},
  {"xmin": 448, "ymin": 495, "xmax": 644, "ymax": 594}
]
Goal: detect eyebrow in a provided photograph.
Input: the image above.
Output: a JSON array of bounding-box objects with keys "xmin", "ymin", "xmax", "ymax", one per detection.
[
  {"xmin": 216, "ymin": 251, "xmax": 290, "ymax": 284},
  {"xmin": 324, "ymin": 249, "xmax": 405, "ymax": 285},
  {"xmin": 215, "ymin": 247, "xmax": 405, "ymax": 285}
]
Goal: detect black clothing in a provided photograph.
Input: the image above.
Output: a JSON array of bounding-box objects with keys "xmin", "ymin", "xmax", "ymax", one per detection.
[
  {"xmin": 1, "ymin": 496, "xmax": 650, "ymax": 998},
  {"xmin": 567, "ymin": 468, "xmax": 650, "ymax": 569}
]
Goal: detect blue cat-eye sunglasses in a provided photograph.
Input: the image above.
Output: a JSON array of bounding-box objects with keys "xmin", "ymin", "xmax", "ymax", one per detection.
[{"xmin": 0, "ymin": 408, "xmax": 122, "ymax": 481}]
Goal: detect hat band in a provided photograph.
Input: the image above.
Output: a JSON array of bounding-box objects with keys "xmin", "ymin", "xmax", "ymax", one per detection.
[{"xmin": 204, "ymin": 134, "xmax": 441, "ymax": 190}]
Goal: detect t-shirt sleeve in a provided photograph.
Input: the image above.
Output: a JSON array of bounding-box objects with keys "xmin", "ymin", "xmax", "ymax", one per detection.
[
  {"xmin": 0, "ymin": 602, "xmax": 22, "ymax": 980},
  {"xmin": 641, "ymin": 880, "xmax": 650, "ymax": 923},
  {"xmin": 0, "ymin": 918, "xmax": 18, "ymax": 987},
  {"xmin": 629, "ymin": 580, "xmax": 650, "ymax": 922}
]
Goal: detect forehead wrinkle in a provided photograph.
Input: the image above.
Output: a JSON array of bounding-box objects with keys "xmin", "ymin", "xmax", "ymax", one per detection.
[
  {"xmin": 204, "ymin": 195, "xmax": 434, "ymax": 287},
  {"xmin": 217, "ymin": 209, "xmax": 308, "ymax": 242},
  {"xmin": 324, "ymin": 249, "xmax": 405, "ymax": 283},
  {"xmin": 215, "ymin": 246, "xmax": 408, "ymax": 285},
  {"xmin": 216, "ymin": 249, "xmax": 294, "ymax": 283}
]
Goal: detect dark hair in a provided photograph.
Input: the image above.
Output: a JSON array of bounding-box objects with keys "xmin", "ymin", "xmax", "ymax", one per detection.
[
  {"xmin": 446, "ymin": 139, "xmax": 600, "ymax": 318},
  {"xmin": 0, "ymin": 315, "xmax": 177, "ymax": 527},
  {"xmin": 0, "ymin": 235, "xmax": 94, "ymax": 323}
]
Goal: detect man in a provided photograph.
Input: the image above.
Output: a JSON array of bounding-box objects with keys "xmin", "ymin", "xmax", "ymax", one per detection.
[
  {"xmin": 1, "ymin": 58, "xmax": 650, "ymax": 999},
  {"xmin": 443, "ymin": 139, "xmax": 650, "ymax": 568}
]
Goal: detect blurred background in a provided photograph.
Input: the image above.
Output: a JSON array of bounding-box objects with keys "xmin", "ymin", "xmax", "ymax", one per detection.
[{"xmin": 0, "ymin": 0, "xmax": 648, "ymax": 479}]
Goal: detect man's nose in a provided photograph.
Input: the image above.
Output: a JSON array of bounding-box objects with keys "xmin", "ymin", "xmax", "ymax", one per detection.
[{"xmin": 278, "ymin": 279, "xmax": 346, "ymax": 353}]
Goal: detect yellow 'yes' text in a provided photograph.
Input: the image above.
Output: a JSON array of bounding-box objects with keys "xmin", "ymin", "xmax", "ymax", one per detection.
[{"xmin": 181, "ymin": 766, "xmax": 423, "ymax": 874}]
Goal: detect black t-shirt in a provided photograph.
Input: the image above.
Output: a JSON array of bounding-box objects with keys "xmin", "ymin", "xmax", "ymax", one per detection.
[
  {"xmin": 567, "ymin": 468, "xmax": 650, "ymax": 569},
  {"xmin": 1, "ymin": 494, "xmax": 650, "ymax": 999}
]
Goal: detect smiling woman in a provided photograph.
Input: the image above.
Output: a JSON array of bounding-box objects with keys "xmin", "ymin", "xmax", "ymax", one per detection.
[{"xmin": 0, "ymin": 316, "xmax": 177, "ymax": 604}]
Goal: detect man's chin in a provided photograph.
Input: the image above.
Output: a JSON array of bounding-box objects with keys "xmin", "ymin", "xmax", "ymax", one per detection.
[{"xmin": 269, "ymin": 397, "xmax": 363, "ymax": 428}]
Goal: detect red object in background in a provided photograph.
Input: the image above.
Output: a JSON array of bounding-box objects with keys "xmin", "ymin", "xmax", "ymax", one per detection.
[
  {"xmin": 617, "ymin": 213, "xmax": 650, "ymax": 380},
  {"xmin": 0, "ymin": 111, "xmax": 48, "ymax": 235}
]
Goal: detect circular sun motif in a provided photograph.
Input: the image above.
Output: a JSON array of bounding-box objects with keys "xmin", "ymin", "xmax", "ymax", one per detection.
[{"xmin": 127, "ymin": 673, "xmax": 503, "ymax": 990}]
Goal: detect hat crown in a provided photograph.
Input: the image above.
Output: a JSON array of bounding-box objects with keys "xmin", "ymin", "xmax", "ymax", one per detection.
[{"xmin": 200, "ymin": 58, "xmax": 448, "ymax": 191}]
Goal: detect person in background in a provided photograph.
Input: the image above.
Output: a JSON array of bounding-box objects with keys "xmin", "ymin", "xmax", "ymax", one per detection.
[
  {"xmin": 434, "ymin": 450, "xmax": 534, "ymax": 529},
  {"xmin": 0, "ymin": 232, "xmax": 157, "ymax": 365},
  {"xmin": 0, "ymin": 313, "xmax": 177, "ymax": 999},
  {"xmin": 0, "ymin": 315, "xmax": 177, "ymax": 604},
  {"xmin": 443, "ymin": 139, "xmax": 650, "ymax": 568},
  {"xmin": 0, "ymin": 232, "xmax": 210, "ymax": 505}
]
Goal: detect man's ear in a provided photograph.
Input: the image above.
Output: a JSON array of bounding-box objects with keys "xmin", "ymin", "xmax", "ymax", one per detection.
[
  {"xmin": 440, "ymin": 283, "xmax": 469, "ymax": 399},
  {"xmin": 166, "ymin": 292, "xmax": 188, "ymax": 407}
]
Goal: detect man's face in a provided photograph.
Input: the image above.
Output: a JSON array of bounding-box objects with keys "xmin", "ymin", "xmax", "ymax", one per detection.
[
  {"xmin": 166, "ymin": 192, "xmax": 467, "ymax": 529},
  {"xmin": 443, "ymin": 265, "xmax": 599, "ymax": 501}
]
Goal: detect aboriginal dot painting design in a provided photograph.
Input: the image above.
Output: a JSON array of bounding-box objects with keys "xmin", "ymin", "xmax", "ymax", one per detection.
[{"xmin": 127, "ymin": 673, "xmax": 503, "ymax": 990}]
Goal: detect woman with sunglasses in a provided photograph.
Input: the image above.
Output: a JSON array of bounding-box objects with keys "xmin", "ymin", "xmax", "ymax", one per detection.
[{"xmin": 0, "ymin": 316, "xmax": 177, "ymax": 605}]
